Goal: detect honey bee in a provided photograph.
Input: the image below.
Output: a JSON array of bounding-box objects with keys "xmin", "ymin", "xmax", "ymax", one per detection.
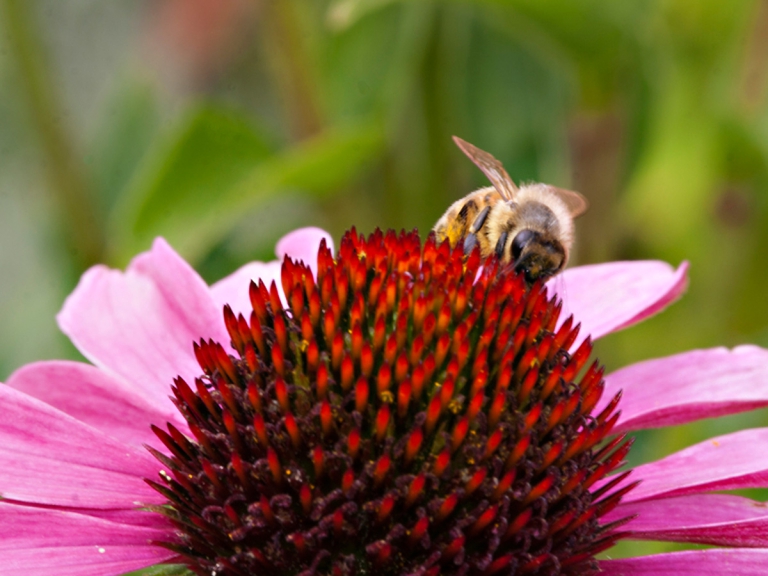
[{"xmin": 434, "ymin": 136, "xmax": 588, "ymax": 282}]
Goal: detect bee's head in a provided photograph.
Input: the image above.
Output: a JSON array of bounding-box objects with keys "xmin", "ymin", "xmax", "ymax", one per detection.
[{"xmin": 511, "ymin": 229, "xmax": 565, "ymax": 283}]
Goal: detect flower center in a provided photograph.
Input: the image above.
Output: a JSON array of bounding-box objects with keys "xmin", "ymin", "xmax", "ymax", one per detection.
[{"xmin": 147, "ymin": 229, "xmax": 633, "ymax": 576}]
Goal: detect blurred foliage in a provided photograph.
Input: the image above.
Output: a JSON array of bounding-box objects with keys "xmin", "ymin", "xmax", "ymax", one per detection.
[{"xmin": 2, "ymin": 0, "xmax": 768, "ymax": 561}]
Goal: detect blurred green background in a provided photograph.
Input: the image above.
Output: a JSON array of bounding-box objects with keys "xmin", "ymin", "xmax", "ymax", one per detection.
[{"xmin": 2, "ymin": 0, "xmax": 768, "ymax": 561}]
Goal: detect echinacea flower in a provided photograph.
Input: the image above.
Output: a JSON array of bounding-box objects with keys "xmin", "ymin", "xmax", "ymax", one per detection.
[{"xmin": 3, "ymin": 227, "xmax": 768, "ymax": 576}]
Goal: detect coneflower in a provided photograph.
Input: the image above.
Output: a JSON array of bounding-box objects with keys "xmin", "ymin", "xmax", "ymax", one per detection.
[{"xmin": 3, "ymin": 228, "xmax": 768, "ymax": 576}]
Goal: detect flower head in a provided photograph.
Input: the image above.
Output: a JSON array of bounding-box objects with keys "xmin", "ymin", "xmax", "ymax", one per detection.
[
  {"xmin": 151, "ymin": 228, "xmax": 630, "ymax": 575},
  {"xmin": 3, "ymin": 228, "xmax": 768, "ymax": 576}
]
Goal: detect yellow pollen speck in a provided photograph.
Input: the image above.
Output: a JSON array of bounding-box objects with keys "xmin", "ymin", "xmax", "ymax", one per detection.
[
  {"xmin": 448, "ymin": 400, "xmax": 462, "ymax": 414},
  {"xmin": 299, "ymin": 340, "xmax": 309, "ymax": 352},
  {"xmin": 712, "ymin": 440, "xmax": 720, "ymax": 447},
  {"xmin": 380, "ymin": 391, "xmax": 394, "ymax": 403},
  {"xmin": 467, "ymin": 458, "xmax": 475, "ymax": 465},
  {"xmin": 286, "ymin": 470, "xmax": 292, "ymax": 476}
]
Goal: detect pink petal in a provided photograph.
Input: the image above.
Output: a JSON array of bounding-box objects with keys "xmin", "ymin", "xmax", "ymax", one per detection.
[
  {"xmin": 618, "ymin": 427, "xmax": 768, "ymax": 503},
  {"xmin": 57, "ymin": 239, "xmax": 223, "ymax": 405},
  {"xmin": 0, "ymin": 386, "xmax": 164, "ymax": 508},
  {"xmin": 599, "ymin": 549, "xmax": 768, "ymax": 575},
  {"xmin": 0, "ymin": 503, "xmax": 173, "ymax": 550},
  {"xmin": 600, "ymin": 346, "xmax": 768, "ymax": 433},
  {"xmin": 210, "ymin": 227, "xmax": 333, "ymax": 317},
  {"xmin": 6, "ymin": 360, "xmax": 185, "ymax": 448},
  {"xmin": 554, "ymin": 260, "xmax": 688, "ymax": 345},
  {"xmin": 210, "ymin": 261, "xmax": 282, "ymax": 319},
  {"xmin": 3, "ymin": 548, "xmax": 174, "ymax": 576},
  {"xmin": 605, "ymin": 494, "xmax": 768, "ymax": 547}
]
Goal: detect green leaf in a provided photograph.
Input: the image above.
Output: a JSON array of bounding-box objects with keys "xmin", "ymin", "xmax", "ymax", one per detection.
[
  {"xmin": 122, "ymin": 563, "xmax": 192, "ymax": 576},
  {"xmin": 110, "ymin": 105, "xmax": 384, "ymax": 264}
]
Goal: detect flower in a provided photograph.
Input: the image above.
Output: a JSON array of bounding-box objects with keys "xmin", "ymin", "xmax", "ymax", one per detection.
[{"xmin": 3, "ymin": 227, "xmax": 768, "ymax": 575}]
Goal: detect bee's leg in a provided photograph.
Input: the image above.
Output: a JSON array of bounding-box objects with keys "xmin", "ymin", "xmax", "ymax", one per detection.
[
  {"xmin": 464, "ymin": 205, "xmax": 491, "ymax": 256},
  {"xmin": 495, "ymin": 231, "xmax": 508, "ymax": 259}
]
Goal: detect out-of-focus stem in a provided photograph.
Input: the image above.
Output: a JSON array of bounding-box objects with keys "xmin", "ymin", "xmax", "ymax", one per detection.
[
  {"xmin": 260, "ymin": 0, "xmax": 324, "ymax": 141},
  {"xmin": 2, "ymin": 0, "xmax": 104, "ymax": 270}
]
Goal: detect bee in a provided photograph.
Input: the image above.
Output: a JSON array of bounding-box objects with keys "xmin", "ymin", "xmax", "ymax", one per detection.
[{"xmin": 434, "ymin": 136, "xmax": 588, "ymax": 282}]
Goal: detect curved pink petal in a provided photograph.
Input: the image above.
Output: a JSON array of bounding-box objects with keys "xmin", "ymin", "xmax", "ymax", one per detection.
[
  {"xmin": 0, "ymin": 503, "xmax": 174, "ymax": 550},
  {"xmin": 210, "ymin": 261, "xmax": 282, "ymax": 319},
  {"xmin": 57, "ymin": 239, "xmax": 223, "ymax": 404},
  {"xmin": 0, "ymin": 386, "xmax": 163, "ymax": 508},
  {"xmin": 599, "ymin": 549, "xmax": 768, "ymax": 575},
  {"xmin": 129, "ymin": 237, "xmax": 230, "ymax": 345},
  {"xmin": 600, "ymin": 346, "xmax": 768, "ymax": 433},
  {"xmin": 618, "ymin": 427, "xmax": 768, "ymax": 503},
  {"xmin": 3, "ymin": 545, "xmax": 175, "ymax": 576},
  {"xmin": 605, "ymin": 494, "xmax": 768, "ymax": 547},
  {"xmin": 210, "ymin": 227, "xmax": 333, "ymax": 318},
  {"xmin": 554, "ymin": 260, "xmax": 688, "ymax": 345},
  {"xmin": 6, "ymin": 360, "xmax": 185, "ymax": 447}
]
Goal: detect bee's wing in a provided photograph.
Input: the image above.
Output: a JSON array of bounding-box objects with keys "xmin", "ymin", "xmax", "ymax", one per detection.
[
  {"xmin": 453, "ymin": 136, "xmax": 518, "ymax": 201},
  {"xmin": 546, "ymin": 186, "xmax": 589, "ymax": 218}
]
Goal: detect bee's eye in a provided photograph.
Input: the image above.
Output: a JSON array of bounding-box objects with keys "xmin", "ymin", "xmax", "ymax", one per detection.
[{"xmin": 511, "ymin": 230, "xmax": 536, "ymax": 261}]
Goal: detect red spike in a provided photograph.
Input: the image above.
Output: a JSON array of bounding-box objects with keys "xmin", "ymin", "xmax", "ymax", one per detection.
[
  {"xmin": 377, "ymin": 494, "xmax": 395, "ymax": 523},
  {"xmin": 425, "ymin": 394, "xmax": 442, "ymax": 434},
  {"xmin": 373, "ymin": 454, "xmax": 391, "ymax": 487},
  {"xmin": 342, "ymin": 469, "xmax": 355, "ymax": 493},
  {"xmin": 320, "ymin": 400, "xmax": 333, "ymax": 437},
  {"xmin": 466, "ymin": 391, "xmax": 484, "ymax": 422},
  {"xmin": 348, "ymin": 428, "xmax": 361, "ymax": 459},
  {"xmin": 451, "ymin": 417, "xmax": 469, "ymax": 452},
  {"xmin": 377, "ymin": 362, "xmax": 392, "ymax": 394},
  {"xmin": 406, "ymin": 474, "xmax": 426, "ymax": 508},
  {"xmin": 485, "ymin": 554, "xmax": 514, "ymax": 575},
  {"xmin": 523, "ymin": 474, "xmax": 555, "ymax": 504},
  {"xmin": 435, "ymin": 333, "xmax": 451, "ymax": 368},
  {"xmin": 506, "ymin": 434, "xmax": 531, "ymax": 470},
  {"xmin": 249, "ymin": 280, "xmax": 268, "ymax": 322},
  {"xmin": 443, "ymin": 535, "xmax": 465, "ymax": 562},
  {"xmin": 465, "ymin": 468, "xmax": 487, "ymax": 496},
  {"xmin": 504, "ymin": 508, "xmax": 532, "ymax": 539},
  {"xmin": 375, "ymin": 404, "xmax": 390, "ymax": 442},
  {"xmin": 411, "ymin": 364, "xmax": 425, "ymax": 400},
  {"xmin": 267, "ymin": 447, "xmax": 281, "ymax": 484},
  {"xmin": 440, "ymin": 377, "xmax": 455, "ymax": 408},
  {"xmin": 300, "ymin": 483, "xmax": 312, "ymax": 515},
  {"xmin": 340, "ymin": 355, "xmax": 354, "ymax": 391},
  {"xmin": 517, "ymin": 366, "xmax": 539, "ymax": 407},
  {"xmin": 404, "ymin": 427, "xmax": 423, "ymax": 465},
  {"xmin": 488, "ymin": 392, "xmax": 505, "ymax": 429},
  {"xmin": 351, "ymin": 322, "xmax": 364, "ymax": 361},
  {"xmin": 409, "ymin": 516, "xmax": 429, "ymax": 546},
  {"xmin": 433, "ymin": 449, "xmax": 451, "ymax": 477},
  {"xmin": 249, "ymin": 312, "xmax": 267, "ymax": 357},
  {"xmin": 492, "ymin": 469, "xmax": 516, "ymax": 501},
  {"xmin": 563, "ymin": 337, "xmax": 592, "ymax": 381},
  {"xmin": 275, "ymin": 377, "xmax": 290, "ymax": 413},
  {"xmin": 253, "ymin": 413, "xmax": 268, "ymax": 447},
  {"xmin": 355, "ymin": 378, "xmax": 369, "ymax": 414},
  {"xmin": 484, "ymin": 428, "xmax": 503, "ymax": 460},
  {"xmin": 271, "ymin": 345, "xmax": 285, "ymax": 377},
  {"xmin": 244, "ymin": 344, "xmax": 258, "ymax": 373},
  {"xmin": 523, "ymin": 403, "xmax": 543, "ymax": 432},
  {"xmin": 312, "ymin": 445, "xmax": 324, "ymax": 478},
  {"xmin": 436, "ymin": 493, "xmax": 458, "ymax": 521},
  {"xmin": 397, "ymin": 379, "xmax": 412, "ymax": 418},
  {"xmin": 469, "ymin": 504, "xmax": 498, "ymax": 536},
  {"xmin": 285, "ymin": 413, "xmax": 300, "ymax": 449},
  {"xmin": 268, "ymin": 281, "xmax": 283, "ymax": 313}
]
